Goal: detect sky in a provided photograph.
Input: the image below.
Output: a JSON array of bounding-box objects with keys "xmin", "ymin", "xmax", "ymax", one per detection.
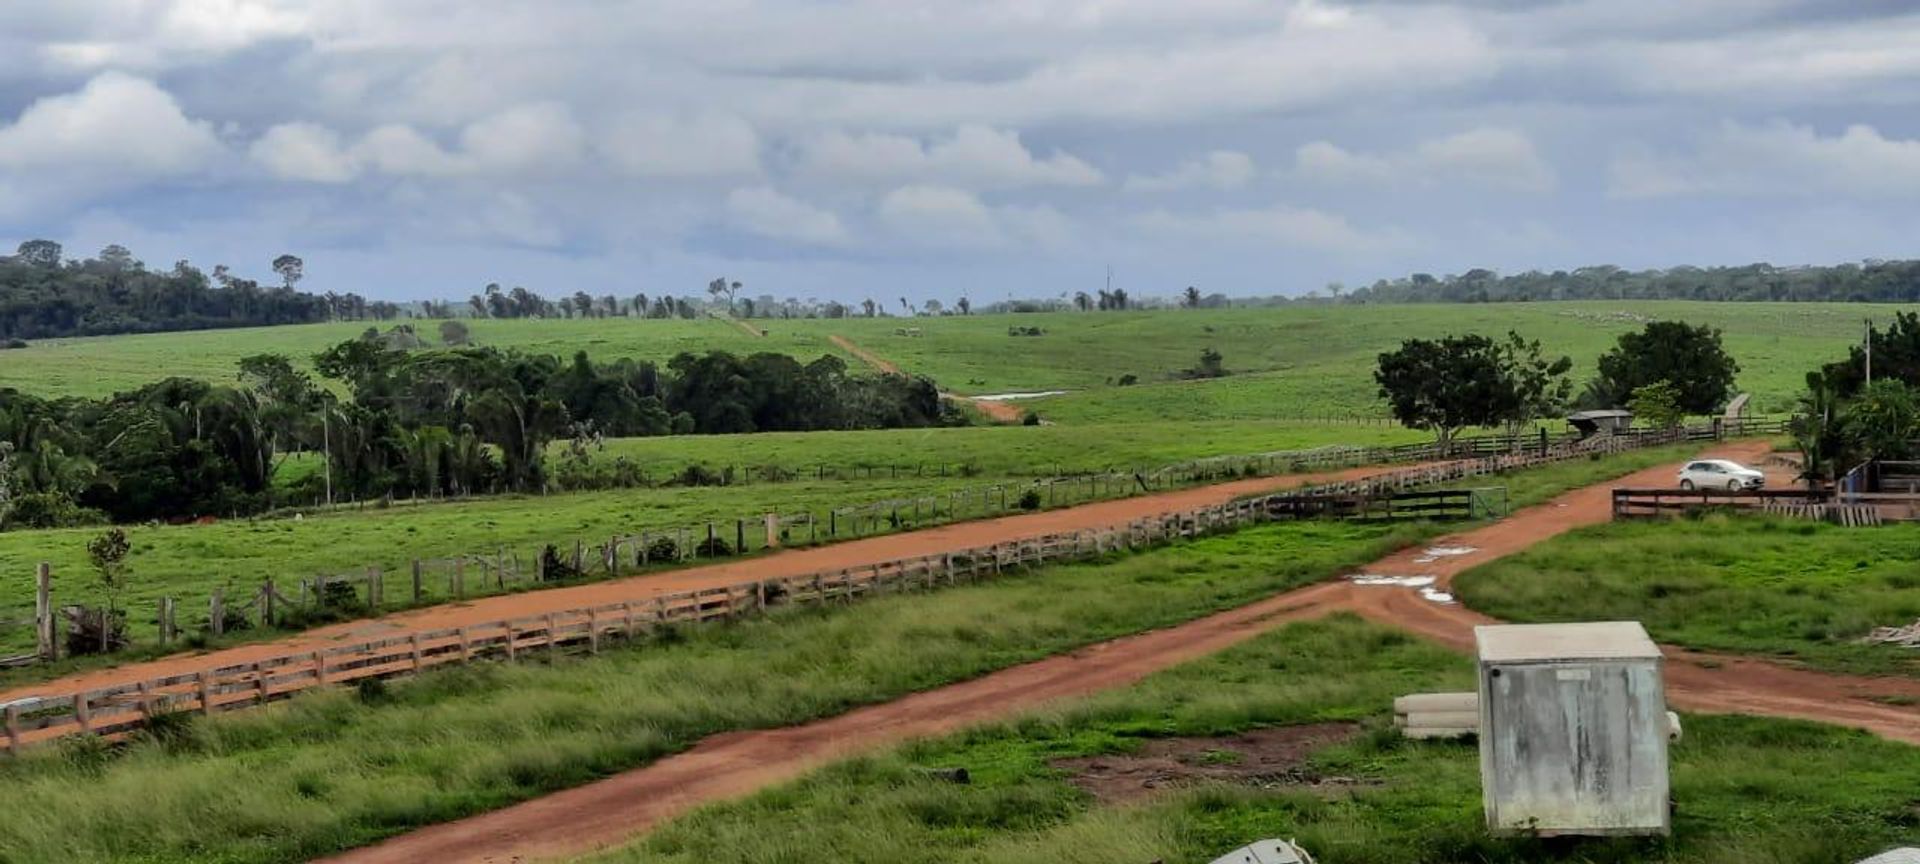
[{"xmin": 2, "ymin": 0, "xmax": 1919, "ymax": 305}]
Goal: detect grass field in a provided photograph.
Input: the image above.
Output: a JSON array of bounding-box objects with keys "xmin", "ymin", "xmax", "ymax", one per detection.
[
  {"xmin": 0, "ymin": 439, "xmax": 1706, "ymax": 674},
  {"xmin": 4, "ymin": 303, "xmax": 1907, "ymax": 423},
  {"xmin": 0, "ymin": 521, "xmax": 1426, "ymax": 863},
  {"xmin": 598, "ymin": 615, "xmax": 1920, "ymax": 864},
  {"xmin": 1455, "ymin": 516, "xmax": 1920, "ymax": 678}
]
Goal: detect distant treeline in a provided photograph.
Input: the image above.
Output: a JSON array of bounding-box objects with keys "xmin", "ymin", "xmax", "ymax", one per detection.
[
  {"xmin": 0, "ymin": 241, "xmax": 340, "ymax": 339},
  {"xmin": 0, "ymin": 334, "xmax": 955, "ymax": 529},
  {"xmin": 1336, "ymin": 260, "xmax": 1920, "ymax": 305}
]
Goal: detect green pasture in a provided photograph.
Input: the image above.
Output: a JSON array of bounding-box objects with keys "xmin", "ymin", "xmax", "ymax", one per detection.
[
  {"xmin": 1455, "ymin": 516, "xmax": 1920, "ymax": 678},
  {"xmin": 599, "ymin": 615, "xmax": 1920, "ymax": 864}
]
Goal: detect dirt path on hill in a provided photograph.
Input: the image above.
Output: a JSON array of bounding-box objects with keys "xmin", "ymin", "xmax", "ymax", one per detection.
[
  {"xmin": 321, "ymin": 440, "xmax": 1920, "ymax": 864},
  {"xmin": 0, "ymin": 462, "xmax": 1418, "ymax": 706},
  {"xmin": 717, "ymin": 315, "xmax": 764, "ymax": 338},
  {"xmin": 828, "ymin": 334, "xmax": 1027, "ymax": 422}
]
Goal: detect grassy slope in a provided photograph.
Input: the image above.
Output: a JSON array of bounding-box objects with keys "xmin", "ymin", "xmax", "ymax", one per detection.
[
  {"xmin": 0, "ymin": 521, "xmax": 1424, "ymax": 864},
  {"xmin": 602, "ymin": 615, "xmax": 1920, "ymax": 864},
  {"xmin": 1455, "ymin": 516, "xmax": 1920, "ymax": 678},
  {"xmin": 5, "ymin": 303, "xmax": 1908, "ymax": 421}
]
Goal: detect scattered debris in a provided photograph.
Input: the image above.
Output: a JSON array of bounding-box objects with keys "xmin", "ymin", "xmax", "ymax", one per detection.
[
  {"xmin": 1050, "ymin": 723, "xmax": 1365, "ymax": 805},
  {"xmin": 1207, "ymin": 838, "xmax": 1315, "ymax": 864},
  {"xmin": 1394, "ymin": 691, "xmax": 1477, "ymax": 739},
  {"xmin": 1419, "ymin": 587, "xmax": 1455, "ymax": 604},
  {"xmin": 1863, "ymin": 620, "xmax": 1920, "ymax": 648}
]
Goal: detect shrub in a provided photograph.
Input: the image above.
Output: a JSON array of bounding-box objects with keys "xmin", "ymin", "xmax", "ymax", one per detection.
[
  {"xmin": 673, "ymin": 463, "xmax": 728, "ymax": 487},
  {"xmin": 1022, "ymin": 411, "xmax": 1042, "ymax": 426},
  {"xmin": 1017, "ymin": 489, "xmax": 1042, "ymax": 511},
  {"xmin": 0, "ymin": 338, "xmax": 26, "ymax": 349},
  {"xmin": 539, "ymin": 544, "xmax": 581, "ymax": 581},
  {"xmin": 695, "ymin": 536, "xmax": 734, "ymax": 557},
  {"xmin": 1117, "ymin": 374, "xmax": 1138, "ymax": 386},
  {"xmin": 62, "ymin": 606, "xmax": 128, "ymax": 655},
  {"xmin": 2, "ymin": 492, "xmax": 106, "ymax": 529},
  {"xmin": 645, "ymin": 536, "xmax": 680, "ymax": 562}
]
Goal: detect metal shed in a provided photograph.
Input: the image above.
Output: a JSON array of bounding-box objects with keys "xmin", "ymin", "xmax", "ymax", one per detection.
[
  {"xmin": 1475, "ymin": 622, "xmax": 1670, "ymax": 836},
  {"xmin": 1566, "ymin": 409, "xmax": 1634, "ymax": 439}
]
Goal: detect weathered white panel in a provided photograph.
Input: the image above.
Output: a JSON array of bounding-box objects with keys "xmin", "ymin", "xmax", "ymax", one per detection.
[{"xmin": 1476, "ymin": 623, "xmax": 1670, "ymax": 836}]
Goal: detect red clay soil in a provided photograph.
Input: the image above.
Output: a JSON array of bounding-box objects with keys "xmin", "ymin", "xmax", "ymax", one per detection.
[
  {"xmin": 0, "ymin": 463, "xmax": 1417, "ymax": 706},
  {"xmin": 322, "ymin": 441, "xmax": 1920, "ymax": 864},
  {"xmin": 828, "ymin": 333, "xmax": 1027, "ymax": 423},
  {"xmin": 718, "ymin": 315, "xmax": 765, "ymax": 338}
]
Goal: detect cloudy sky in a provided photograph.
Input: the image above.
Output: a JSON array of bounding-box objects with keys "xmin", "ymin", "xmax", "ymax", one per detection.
[{"xmin": 2, "ymin": 0, "xmax": 1918, "ymax": 304}]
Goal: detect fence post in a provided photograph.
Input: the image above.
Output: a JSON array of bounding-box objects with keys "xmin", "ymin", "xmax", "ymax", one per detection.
[
  {"xmin": 736, "ymin": 519, "xmax": 745, "ymax": 554},
  {"xmin": 159, "ymin": 597, "xmax": 175, "ymax": 645},
  {"xmin": 260, "ymin": 581, "xmax": 275, "ymax": 627},
  {"xmin": 411, "ymin": 559, "xmax": 423, "ymax": 604},
  {"xmin": 209, "ymin": 588, "xmax": 225, "ymax": 638},
  {"xmin": 35, "ymin": 563, "xmax": 53, "ymax": 660},
  {"xmin": 454, "ymin": 558, "xmax": 466, "ymax": 599},
  {"xmin": 197, "ymin": 670, "xmax": 214, "ymax": 715},
  {"xmin": 5, "ymin": 703, "xmax": 18, "ymax": 755}
]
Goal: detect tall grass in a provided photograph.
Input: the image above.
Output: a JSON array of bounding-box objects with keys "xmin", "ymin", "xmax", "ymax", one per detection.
[
  {"xmin": 1457, "ymin": 515, "xmax": 1920, "ymax": 677},
  {"xmin": 0, "ymin": 521, "xmax": 1424, "ymax": 863},
  {"xmin": 599, "ymin": 616, "xmax": 1920, "ymax": 864}
]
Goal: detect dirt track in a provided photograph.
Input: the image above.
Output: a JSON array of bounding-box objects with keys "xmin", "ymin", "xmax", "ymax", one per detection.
[
  {"xmin": 829, "ymin": 334, "xmax": 1027, "ymax": 422},
  {"xmin": 321, "ymin": 441, "xmax": 1920, "ymax": 864},
  {"xmin": 0, "ymin": 462, "xmax": 1411, "ymax": 706}
]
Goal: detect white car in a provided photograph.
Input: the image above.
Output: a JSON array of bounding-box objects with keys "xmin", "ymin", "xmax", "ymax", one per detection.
[{"xmin": 1677, "ymin": 459, "xmax": 1765, "ymax": 491}]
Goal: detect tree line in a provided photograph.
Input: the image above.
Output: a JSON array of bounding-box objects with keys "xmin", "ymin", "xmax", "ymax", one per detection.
[
  {"xmin": 0, "ymin": 241, "xmax": 339, "ymax": 340},
  {"xmin": 0, "ymin": 335, "xmax": 954, "ymax": 530},
  {"xmin": 1340, "ymin": 260, "xmax": 1920, "ymax": 305}
]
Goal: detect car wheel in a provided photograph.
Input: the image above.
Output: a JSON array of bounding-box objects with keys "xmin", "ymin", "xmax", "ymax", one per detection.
[
  {"xmin": 1679, "ymin": 479, "xmax": 1694, "ymax": 491},
  {"xmin": 1727, "ymin": 480, "xmax": 1742, "ymax": 492}
]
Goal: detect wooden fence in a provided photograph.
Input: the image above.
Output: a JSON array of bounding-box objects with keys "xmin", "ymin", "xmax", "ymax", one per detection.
[
  {"xmin": 0, "ymin": 422, "xmax": 1731, "ymax": 753},
  {"xmin": 1611, "ymin": 487, "xmax": 1915, "ymax": 526}
]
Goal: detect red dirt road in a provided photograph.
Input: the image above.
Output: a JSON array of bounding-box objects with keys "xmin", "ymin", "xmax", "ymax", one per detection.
[
  {"xmin": 0, "ymin": 462, "xmax": 1413, "ymax": 706},
  {"xmin": 322, "ymin": 441, "xmax": 1920, "ymax": 864},
  {"xmin": 828, "ymin": 334, "xmax": 1027, "ymax": 422}
]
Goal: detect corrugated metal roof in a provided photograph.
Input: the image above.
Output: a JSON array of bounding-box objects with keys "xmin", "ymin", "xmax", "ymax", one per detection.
[{"xmin": 1475, "ymin": 622, "xmax": 1662, "ymax": 663}]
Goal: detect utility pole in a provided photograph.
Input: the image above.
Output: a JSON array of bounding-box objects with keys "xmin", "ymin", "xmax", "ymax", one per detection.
[
  {"xmin": 322, "ymin": 408, "xmax": 334, "ymax": 507},
  {"xmin": 1865, "ymin": 318, "xmax": 1874, "ymax": 387}
]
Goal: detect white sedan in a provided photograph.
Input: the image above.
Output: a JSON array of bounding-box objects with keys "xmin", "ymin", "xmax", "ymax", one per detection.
[{"xmin": 1677, "ymin": 459, "xmax": 1766, "ymax": 491}]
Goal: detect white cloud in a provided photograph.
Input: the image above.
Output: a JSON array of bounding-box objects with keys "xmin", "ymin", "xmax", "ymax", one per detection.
[
  {"xmin": 1124, "ymin": 150, "xmax": 1256, "ymax": 192},
  {"xmin": 0, "ymin": 72, "xmax": 222, "ymax": 176},
  {"xmin": 797, "ymin": 125, "xmax": 1101, "ymax": 189},
  {"xmin": 1135, "ymin": 203, "xmax": 1410, "ymax": 255},
  {"xmin": 249, "ymin": 122, "xmax": 357, "ymax": 183},
  {"xmin": 873, "ymin": 184, "xmax": 1072, "ymax": 250},
  {"xmin": 1294, "ymin": 127, "xmax": 1555, "ymax": 193},
  {"xmin": 725, "ymin": 186, "xmax": 848, "ymax": 246},
  {"xmin": 602, "ymin": 113, "xmax": 761, "ymax": 178},
  {"xmin": 250, "ymin": 103, "xmax": 587, "ymax": 182},
  {"xmin": 1610, "ymin": 121, "xmax": 1920, "ymax": 199},
  {"xmin": 34, "ymin": 0, "xmax": 310, "ymax": 72}
]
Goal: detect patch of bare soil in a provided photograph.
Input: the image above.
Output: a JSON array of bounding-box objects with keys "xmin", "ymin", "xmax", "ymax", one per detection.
[{"xmin": 1050, "ymin": 722, "xmax": 1367, "ymax": 805}]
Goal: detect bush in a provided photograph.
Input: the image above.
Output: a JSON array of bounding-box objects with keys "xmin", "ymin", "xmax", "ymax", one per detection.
[
  {"xmin": 0, "ymin": 338, "xmax": 26, "ymax": 349},
  {"xmin": 1, "ymin": 492, "xmax": 106, "ymax": 530},
  {"xmin": 539, "ymin": 544, "xmax": 581, "ymax": 581},
  {"xmin": 645, "ymin": 536, "xmax": 680, "ymax": 562},
  {"xmin": 1017, "ymin": 489, "xmax": 1042, "ymax": 511},
  {"xmin": 1117, "ymin": 374, "xmax": 1138, "ymax": 386},
  {"xmin": 672, "ymin": 463, "xmax": 728, "ymax": 487},
  {"xmin": 695, "ymin": 536, "xmax": 735, "ymax": 557},
  {"xmin": 1022, "ymin": 411, "xmax": 1042, "ymax": 426}
]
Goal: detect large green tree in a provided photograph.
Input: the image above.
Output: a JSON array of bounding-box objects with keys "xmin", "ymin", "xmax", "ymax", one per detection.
[
  {"xmin": 1588, "ymin": 321, "xmax": 1739, "ymax": 414},
  {"xmin": 1375, "ymin": 334, "xmax": 1513, "ymax": 447}
]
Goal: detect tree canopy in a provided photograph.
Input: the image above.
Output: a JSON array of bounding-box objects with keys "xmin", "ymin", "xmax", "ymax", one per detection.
[{"xmin": 1588, "ymin": 321, "xmax": 1738, "ymax": 414}]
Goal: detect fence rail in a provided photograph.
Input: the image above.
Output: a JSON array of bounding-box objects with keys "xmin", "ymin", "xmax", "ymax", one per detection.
[{"xmin": 0, "ymin": 422, "xmax": 1730, "ymax": 754}]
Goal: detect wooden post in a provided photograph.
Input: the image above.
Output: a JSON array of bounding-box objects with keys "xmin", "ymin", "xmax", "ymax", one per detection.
[
  {"xmin": 654, "ymin": 595, "xmax": 667, "ymax": 624},
  {"xmin": 198, "ymin": 670, "xmax": 214, "ymax": 714},
  {"xmin": 623, "ymin": 601, "xmax": 637, "ymax": 639},
  {"xmin": 255, "ymin": 662, "xmax": 269, "ymax": 704},
  {"xmin": 572, "ymin": 540, "xmax": 584, "ymax": 574},
  {"xmin": 313, "ymin": 651, "xmax": 328, "ymax": 685},
  {"xmin": 5, "ymin": 702, "xmax": 19, "ymax": 756},
  {"xmin": 546, "ymin": 613, "xmax": 559, "ymax": 657},
  {"xmin": 736, "ymin": 519, "xmax": 745, "ymax": 554},
  {"xmin": 260, "ymin": 581, "xmax": 275, "ymax": 627},
  {"xmin": 410, "ymin": 633, "xmax": 423, "ymax": 672},
  {"xmin": 505, "ymin": 622, "xmax": 517, "ymax": 661},
  {"xmin": 35, "ymin": 563, "xmax": 53, "ymax": 660},
  {"xmin": 159, "ymin": 597, "xmax": 175, "ymax": 645},
  {"xmin": 454, "ymin": 559, "xmax": 466, "ymax": 600},
  {"xmin": 765, "ymin": 513, "xmax": 780, "ymax": 549},
  {"xmin": 640, "ymin": 530, "xmax": 651, "ymax": 566},
  {"xmin": 209, "ymin": 588, "xmax": 225, "ymax": 638},
  {"xmin": 497, "ymin": 549, "xmax": 507, "ymax": 589},
  {"xmin": 706, "ymin": 523, "xmax": 715, "ymax": 556},
  {"xmin": 367, "ymin": 567, "xmax": 381, "ymax": 612},
  {"xmin": 587, "ymin": 610, "xmax": 600, "ymax": 653},
  {"xmin": 411, "ymin": 559, "xmax": 424, "ymax": 603},
  {"xmin": 458, "ymin": 628, "xmax": 471, "ymax": 662},
  {"xmin": 74, "ymin": 693, "xmax": 91, "ymax": 734}
]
